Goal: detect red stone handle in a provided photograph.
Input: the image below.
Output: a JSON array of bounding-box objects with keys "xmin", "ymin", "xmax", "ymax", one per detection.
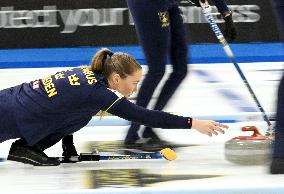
[{"xmin": 241, "ymin": 126, "xmax": 262, "ymax": 137}]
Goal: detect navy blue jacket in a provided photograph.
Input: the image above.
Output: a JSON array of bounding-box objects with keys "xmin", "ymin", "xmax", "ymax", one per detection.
[{"xmin": 0, "ymin": 67, "xmax": 191, "ymax": 145}]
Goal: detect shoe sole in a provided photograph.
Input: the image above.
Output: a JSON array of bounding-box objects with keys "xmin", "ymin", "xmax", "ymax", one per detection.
[{"xmin": 7, "ymin": 154, "xmax": 60, "ymax": 166}]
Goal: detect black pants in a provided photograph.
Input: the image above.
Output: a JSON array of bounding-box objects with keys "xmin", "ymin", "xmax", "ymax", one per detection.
[
  {"xmin": 271, "ymin": 0, "xmax": 284, "ymax": 158},
  {"xmin": 125, "ymin": 0, "xmax": 188, "ymax": 142}
]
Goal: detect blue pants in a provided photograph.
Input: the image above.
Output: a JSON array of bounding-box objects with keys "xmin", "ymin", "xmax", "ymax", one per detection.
[
  {"xmin": 275, "ymin": 75, "xmax": 284, "ymax": 158},
  {"xmin": 125, "ymin": 0, "xmax": 188, "ymax": 142},
  {"xmin": 37, "ymin": 117, "xmax": 91, "ymax": 150},
  {"xmin": 271, "ymin": 0, "xmax": 284, "ymax": 158},
  {"xmin": 0, "ymin": 85, "xmax": 91, "ymax": 149},
  {"xmin": 0, "ymin": 87, "xmax": 21, "ymax": 143},
  {"xmin": 271, "ymin": 0, "xmax": 284, "ymax": 35}
]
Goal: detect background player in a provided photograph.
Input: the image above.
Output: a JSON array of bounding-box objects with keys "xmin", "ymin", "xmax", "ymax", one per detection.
[{"xmin": 124, "ymin": 0, "xmax": 236, "ymax": 149}]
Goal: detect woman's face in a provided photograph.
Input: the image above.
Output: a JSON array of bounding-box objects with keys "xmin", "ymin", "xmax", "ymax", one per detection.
[{"xmin": 118, "ymin": 69, "xmax": 142, "ymax": 97}]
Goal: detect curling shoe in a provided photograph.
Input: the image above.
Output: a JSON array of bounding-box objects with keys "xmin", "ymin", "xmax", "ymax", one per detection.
[{"xmin": 7, "ymin": 140, "xmax": 60, "ymax": 166}]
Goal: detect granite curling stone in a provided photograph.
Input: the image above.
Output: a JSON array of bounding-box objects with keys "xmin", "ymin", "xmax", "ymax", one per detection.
[{"xmin": 225, "ymin": 126, "xmax": 273, "ymax": 165}]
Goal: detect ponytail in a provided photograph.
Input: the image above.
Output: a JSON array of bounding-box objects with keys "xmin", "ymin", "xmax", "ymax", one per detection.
[
  {"xmin": 90, "ymin": 48, "xmax": 141, "ymax": 79},
  {"xmin": 90, "ymin": 48, "xmax": 113, "ymax": 74}
]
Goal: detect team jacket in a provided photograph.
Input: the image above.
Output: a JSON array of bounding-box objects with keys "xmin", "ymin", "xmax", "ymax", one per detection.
[{"xmin": 1, "ymin": 67, "xmax": 191, "ymax": 145}]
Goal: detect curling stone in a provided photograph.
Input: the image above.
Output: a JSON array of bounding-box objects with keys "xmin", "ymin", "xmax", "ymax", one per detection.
[{"xmin": 225, "ymin": 126, "xmax": 273, "ymax": 165}]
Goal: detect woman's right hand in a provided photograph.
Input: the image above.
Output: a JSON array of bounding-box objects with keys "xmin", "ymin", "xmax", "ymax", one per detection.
[{"xmin": 191, "ymin": 119, "xmax": 229, "ymax": 137}]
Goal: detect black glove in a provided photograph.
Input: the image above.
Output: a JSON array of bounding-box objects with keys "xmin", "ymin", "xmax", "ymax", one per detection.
[
  {"xmin": 223, "ymin": 12, "xmax": 237, "ymax": 42},
  {"xmin": 62, "ymin": 134, "xmax": 78, "ymax": 157}
]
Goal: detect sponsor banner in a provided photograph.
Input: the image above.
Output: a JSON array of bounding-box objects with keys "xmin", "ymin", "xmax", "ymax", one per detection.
[
  {"xmin": 0, "ymin": 0, "xmax": 280, "ymax": 48},
  {"xmin": 179, "ymin": 0, "xmax": 280, "ymax": 43}
]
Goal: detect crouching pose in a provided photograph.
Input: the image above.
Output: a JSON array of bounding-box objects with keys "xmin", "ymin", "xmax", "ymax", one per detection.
[{"xmin": 0, "ymin": 48, "xmax": 228, "ymax": 166}]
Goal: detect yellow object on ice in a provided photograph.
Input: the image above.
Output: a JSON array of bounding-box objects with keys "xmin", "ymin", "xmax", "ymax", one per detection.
[{"xmin": 160, "ymin": 148, "xmax": 177, "ymax": 161}]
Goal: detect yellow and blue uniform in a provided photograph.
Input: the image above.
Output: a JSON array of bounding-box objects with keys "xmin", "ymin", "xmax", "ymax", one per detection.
[
  {"xmin": 0, "ymin": 67, "xmax": 192, "ymax": 149},
  {"xmin": 125, "ymin": 0, "xmax": 189, "ymax": 143}
]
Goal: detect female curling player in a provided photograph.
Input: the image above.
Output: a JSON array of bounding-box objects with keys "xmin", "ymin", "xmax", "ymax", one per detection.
[
  {"xmin": 0, "ymin": 48, "xmax": 228, "ymax": 166},
  {"xmin": 124, "ymin": 0, "xmax": 236, "ymax": 149}
]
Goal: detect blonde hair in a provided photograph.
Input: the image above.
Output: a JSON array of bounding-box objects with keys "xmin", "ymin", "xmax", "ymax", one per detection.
[{"xmin": 90, "ymin": 48, "xmax": 141, "ymax": 78}]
